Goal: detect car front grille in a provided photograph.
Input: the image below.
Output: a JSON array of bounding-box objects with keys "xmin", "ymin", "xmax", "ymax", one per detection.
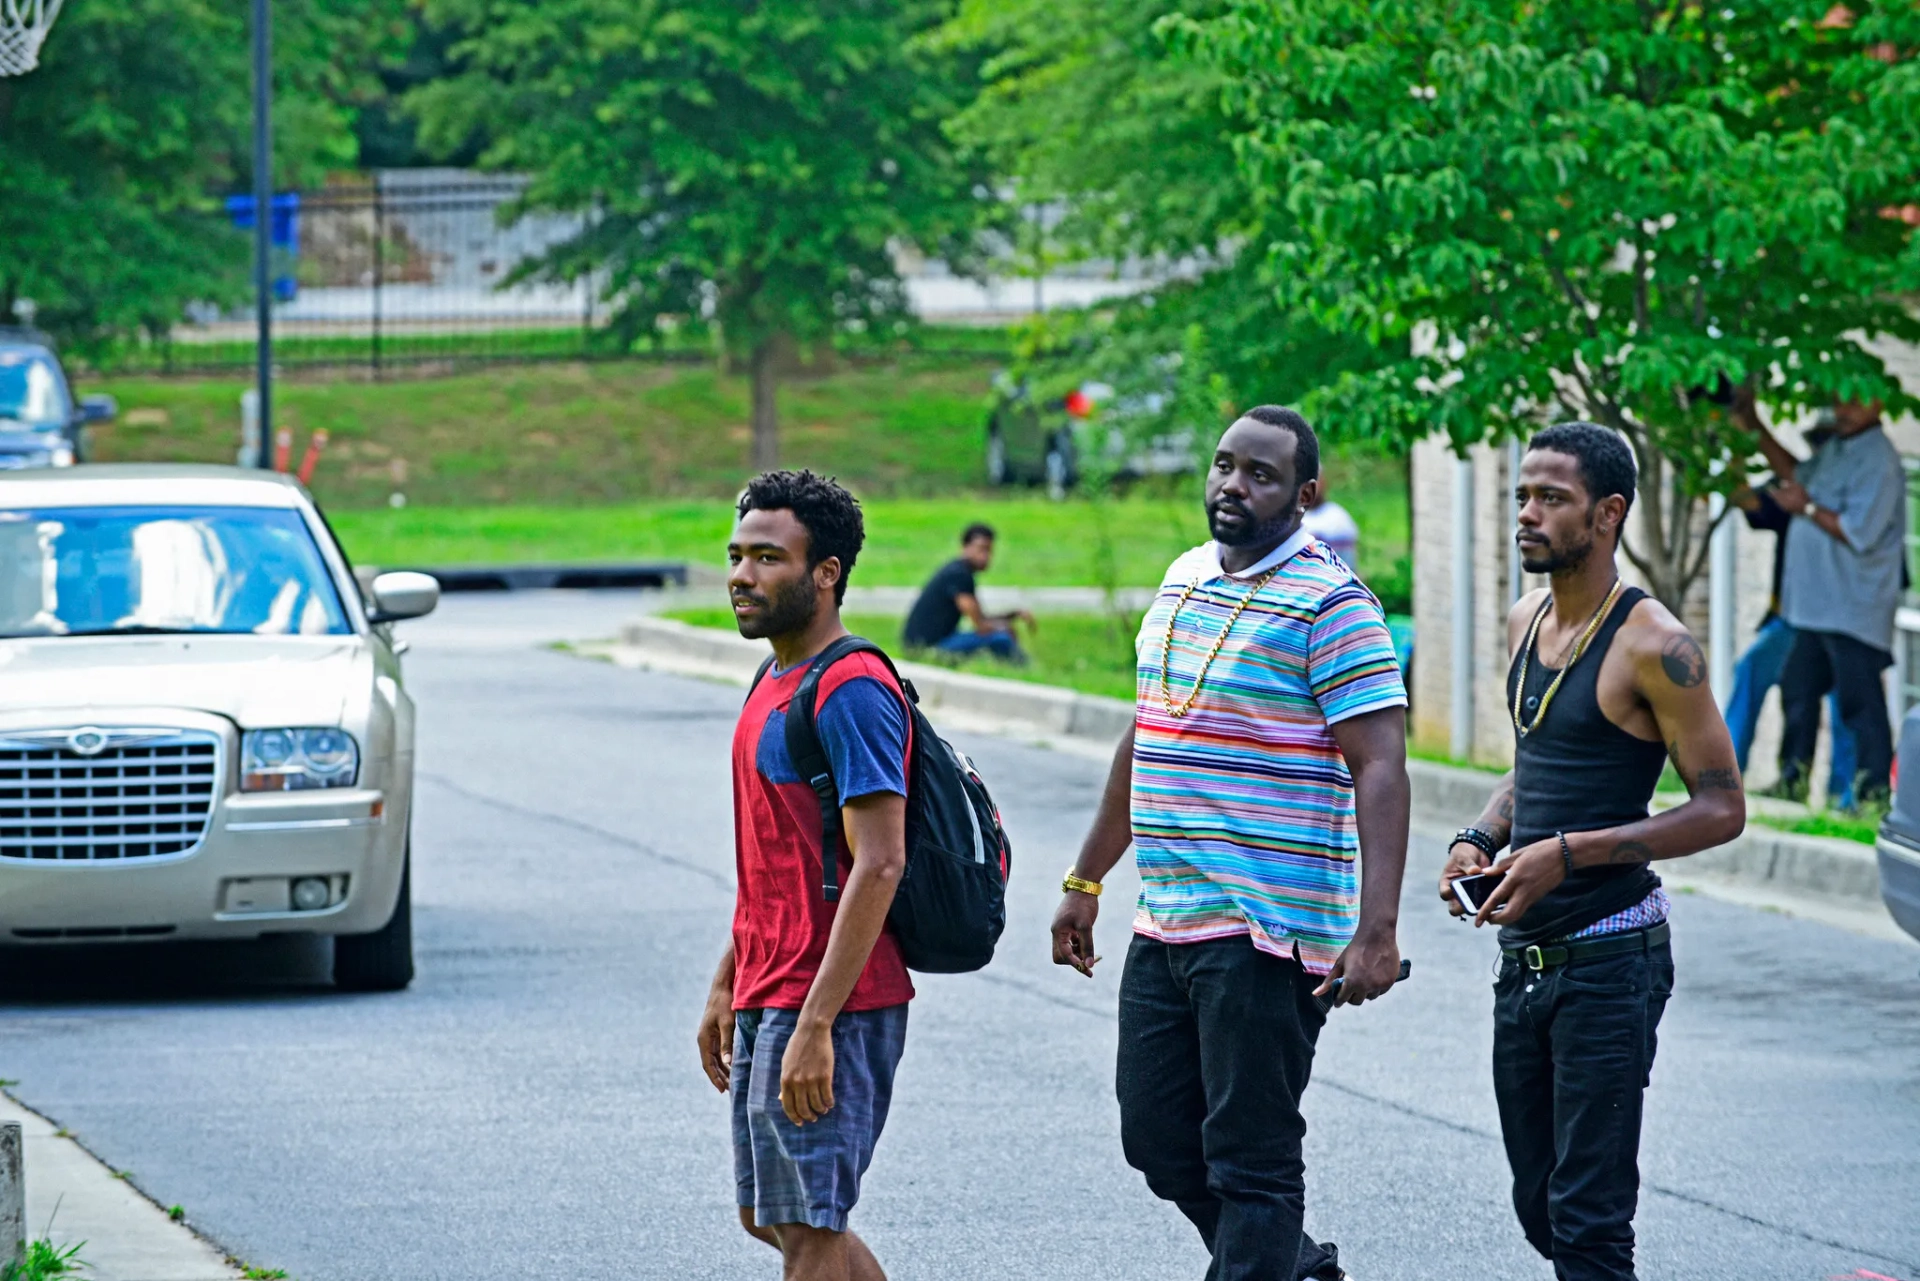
[{"xmin": 0, "ymin": 730, "xmax": 222, "ymax": 862}]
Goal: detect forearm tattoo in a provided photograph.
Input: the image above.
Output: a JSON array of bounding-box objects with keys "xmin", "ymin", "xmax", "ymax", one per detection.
[{"xmin": 1608, "ymin": 839, "xmax": 1656, "ymax": 865}]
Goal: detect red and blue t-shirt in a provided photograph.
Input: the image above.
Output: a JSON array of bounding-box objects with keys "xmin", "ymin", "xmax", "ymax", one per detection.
[{"xmin": 731, "ymin": 648, "xmax": 916, "ymax": 1012}]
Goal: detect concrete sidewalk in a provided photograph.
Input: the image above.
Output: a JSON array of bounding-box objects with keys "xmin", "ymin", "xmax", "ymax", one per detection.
[{"xmin": 0, "ymin": 1094, "xmax": 239, "ymax": 1281}]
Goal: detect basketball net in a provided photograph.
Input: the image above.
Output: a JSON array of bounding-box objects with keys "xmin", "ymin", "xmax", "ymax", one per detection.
[{"xmin": 0, "ymin": 0, "xmax": 64, "ymax": 76}]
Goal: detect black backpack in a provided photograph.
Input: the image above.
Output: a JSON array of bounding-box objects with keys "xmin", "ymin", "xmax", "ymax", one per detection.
[{"xmin": 748, "ymin": 635, "xmax": 1011, "ymax": 973}]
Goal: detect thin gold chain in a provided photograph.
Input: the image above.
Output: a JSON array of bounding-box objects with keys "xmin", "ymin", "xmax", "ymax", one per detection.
[
  {"xmin": 1511, "ymin": 577, "xmax": 1624, "ymax": 737},
  {"xmin": 1158, "ymin": 564, "xmax": 1283, "ymax": 719}
]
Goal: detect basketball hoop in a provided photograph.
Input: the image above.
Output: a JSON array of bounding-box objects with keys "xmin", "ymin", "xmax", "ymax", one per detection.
[{"xmin": 0, "ymin": 0, "xmax": 65, "ymax": 76}]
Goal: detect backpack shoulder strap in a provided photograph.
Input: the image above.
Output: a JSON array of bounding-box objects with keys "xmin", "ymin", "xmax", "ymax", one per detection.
[
  {"xmin": 745, "ymin": 654, "xmax": 777, "ymax": 701},
  {"xmin": 785, "ymin": 635, "xmax": 894, "ymax": 903}
]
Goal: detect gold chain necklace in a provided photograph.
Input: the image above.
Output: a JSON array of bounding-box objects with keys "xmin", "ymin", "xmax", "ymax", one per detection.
[
  {"xmin": 1511, "ymin": 577, "xmax": 1624, "ymax": 737},
  {"xmin": 1158, "ymin": 564, "xmax": 1282, "ymax": 718}
]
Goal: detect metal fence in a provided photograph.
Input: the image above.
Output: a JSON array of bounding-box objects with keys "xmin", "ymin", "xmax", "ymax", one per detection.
[
  {"xmin": 95, "ymin": 169, "xmax": 1154, "ymax": 377},
  {"xmin": 143, "ymin": 169, "xmax": 624, "ymax": 376}
]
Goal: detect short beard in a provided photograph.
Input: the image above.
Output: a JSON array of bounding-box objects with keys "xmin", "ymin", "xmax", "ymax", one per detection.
[
  {"xmin": 1520, "ymin": 533, "xmax": 1595, "ymax": 575},
  {"xmin": 733, "ymin": 573, "xmax": 820, "ymax": 640},
  {"xmin": 1209, "ymin": 488, "xmax": 1300, "ymax": 548}
]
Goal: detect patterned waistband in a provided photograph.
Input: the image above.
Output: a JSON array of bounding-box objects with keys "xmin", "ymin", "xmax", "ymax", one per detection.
[{"xmin": 1562, "ymin": 887, "xmax": 1671, "ymax": 942}]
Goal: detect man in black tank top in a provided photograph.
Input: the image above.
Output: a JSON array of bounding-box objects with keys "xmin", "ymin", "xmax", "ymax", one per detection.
[{"xmin": 1438, "ymin": 423, "xmax": 1746, "ymax": 1281}]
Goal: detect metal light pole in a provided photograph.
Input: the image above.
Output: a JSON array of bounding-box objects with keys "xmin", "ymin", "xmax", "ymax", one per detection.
[{"xmin": 252, "ymin": 0, "xmax": 273, "ymax": 469}]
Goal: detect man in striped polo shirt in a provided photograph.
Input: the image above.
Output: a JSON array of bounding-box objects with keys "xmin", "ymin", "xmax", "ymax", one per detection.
[{"xmin": 1052, "ymin": 405, "xmax": 1411, "ymax": 1281}]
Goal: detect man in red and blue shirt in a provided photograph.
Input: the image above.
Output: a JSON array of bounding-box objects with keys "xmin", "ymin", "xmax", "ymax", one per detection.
[{"xmin": 696, "ymin": 470, "xmax": 913, "ymax": 1281}]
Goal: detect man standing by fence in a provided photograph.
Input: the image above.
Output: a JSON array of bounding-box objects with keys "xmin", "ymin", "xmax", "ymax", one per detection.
[{"xmin": 1050, "ymin": 405, "xmax": 1411, "ymax": 1281}]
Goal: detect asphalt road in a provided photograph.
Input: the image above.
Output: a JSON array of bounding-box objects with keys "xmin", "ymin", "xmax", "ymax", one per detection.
[{"xmin": 1, "ymin": 592, "xmax": 1917, "ymax": 1281}]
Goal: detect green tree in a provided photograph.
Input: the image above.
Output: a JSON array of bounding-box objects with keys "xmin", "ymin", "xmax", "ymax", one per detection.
[
  {"xmin": 1168, "ymin": 0, "xmax": 1920, "ymax": 610},
  {"xmin": 940, "ymin": 0, "xmax": 1375, "ymax": 462},
  {"xmin": 413, "ymin": 0, "xmax": 989, "ymax": 469},
  {"xmin": 0, "ymin": 0, "xmax": 407, "ymax": 352}
]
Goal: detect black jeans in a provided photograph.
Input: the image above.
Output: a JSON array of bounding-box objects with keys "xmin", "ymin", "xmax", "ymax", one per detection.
[
  {"xmin": 1117, "ymin": 934, "xmax": 1340, "ymax": 1281},
  {"xmin": 1779, "ymin": 628, "xmax": 1893, "ymax": 799},
  {"xmin": 1492, "ymin": 939, "xmax": 1674, "ymax": 1281}
]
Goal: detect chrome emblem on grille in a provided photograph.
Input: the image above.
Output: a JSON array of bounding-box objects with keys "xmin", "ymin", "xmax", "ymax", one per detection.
[{"xmin": 67, "ymin": 727, "xmax": 109, "ymax": 756}]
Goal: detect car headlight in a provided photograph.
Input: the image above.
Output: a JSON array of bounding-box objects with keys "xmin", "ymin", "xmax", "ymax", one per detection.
[{"xmin": 241, "ymin": 728, "xmax": 360, "ymax": 791}]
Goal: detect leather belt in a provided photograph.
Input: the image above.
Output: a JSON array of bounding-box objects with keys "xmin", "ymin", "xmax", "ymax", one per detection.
[{"xmin": 1502, "ymin": 920, "xmax": 1670, "ymax": 972}]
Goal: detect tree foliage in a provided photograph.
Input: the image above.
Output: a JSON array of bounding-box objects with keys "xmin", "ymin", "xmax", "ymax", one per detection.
[
  {"xmin": 942, "ymin": 0, "xmax": 1375, "ymax": 450},
  {"xmin": 1168, "ymin": 0, "xmax": 1920, "ymax": 608},
  {"xmin": 413, "ymin": 0, "xmax": 990, "ymax": 468},
  {"xmin": 0, "ymin": 0, "xmax": 407, "ymax": 351}
]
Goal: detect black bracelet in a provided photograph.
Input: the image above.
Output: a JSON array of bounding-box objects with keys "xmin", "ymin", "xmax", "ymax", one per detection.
[
  {"xmin": 1453, "ymin": 826, "xmax": 1501, "ymax": 859},
  {"xmin": 1556, "ymin": 830, "xmax": 1575, "ymax": 878}
]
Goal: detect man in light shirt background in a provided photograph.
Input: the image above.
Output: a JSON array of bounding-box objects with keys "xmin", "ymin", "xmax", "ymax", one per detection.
[{"xmin": 1734, "ymin": 387, "xmax": 1906, "ymax": 810}]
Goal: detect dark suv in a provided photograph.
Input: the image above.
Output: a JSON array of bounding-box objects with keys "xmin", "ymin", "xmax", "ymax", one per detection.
[
  {"xmin": 0, "ymin": 333, "xmax": 116, "ymax": 469},
  {"xmin": 1876, "ymin": 704, "xmax": 1920, "ymax": 944},
  {"xmin": 984, "ymin": 372, "xmax": 1196, "ymax": 499}
]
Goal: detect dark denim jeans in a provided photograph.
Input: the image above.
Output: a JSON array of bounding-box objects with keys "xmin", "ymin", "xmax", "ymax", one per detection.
[
  {"xmin": 1493, "ymin": 939, "xmax": 1674, "ymax": 1281},
  {"xmin": 1779, "ymin": 628, "xmax": 1893, "ymax": 801},
  {"xmin": 1117, "ymin": 934, "xmax": 1341, "ymax": 1281},
  {"xmin": 1725, "ymin": 616, "xmax": 1854, "ymax": 804}
]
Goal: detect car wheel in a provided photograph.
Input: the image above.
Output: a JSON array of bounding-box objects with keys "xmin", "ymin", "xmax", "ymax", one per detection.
[
  {"xmin": 334, "ymin": 847, "xmax": 414, "ymax": 992},
  {"xmin": 986, "ymin": 424, "xmax": 1009, "ymax": 487}
]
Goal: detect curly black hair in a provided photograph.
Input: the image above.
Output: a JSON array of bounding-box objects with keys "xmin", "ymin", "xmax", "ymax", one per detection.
[
  {"xmin": 1528, "ymin": 422, "xmax": 1637, "ymax": 516},
  {"xmin": 736, "ymin": 469, "xmax": 865, "ymax": 604}
]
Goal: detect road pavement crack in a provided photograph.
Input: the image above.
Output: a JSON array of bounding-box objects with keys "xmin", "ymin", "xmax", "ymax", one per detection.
[
  {"xmin": 1304, "ymin": 1080, "xmax": 1918, "ymax": 1272},
  {"xmin": 416, "ymin": 771, "xmax": 735, "ymax": 891},
  {"xmin": 969, "ymin": 969, "xmax": 1919, "ymax": 1273},
  {"xmin": 967, "ymin": 969, "xmax": 1114, "ymax": 1019}
]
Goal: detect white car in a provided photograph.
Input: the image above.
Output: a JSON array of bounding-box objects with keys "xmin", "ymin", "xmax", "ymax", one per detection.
[{"xmin": 0, "ymin": 464, "xmax": 438, "ymax": 990}]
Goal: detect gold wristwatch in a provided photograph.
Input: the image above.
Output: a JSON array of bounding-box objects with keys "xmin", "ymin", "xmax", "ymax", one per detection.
[{"xmin": 1062, "ymin": 869, "xmax": 1103, "ymax": 896}]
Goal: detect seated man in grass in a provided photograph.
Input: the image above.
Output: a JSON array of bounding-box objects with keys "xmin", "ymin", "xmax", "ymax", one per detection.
[{"xmin": 901, "ymin": 523, "xmax": 1032, "ymax": 663}]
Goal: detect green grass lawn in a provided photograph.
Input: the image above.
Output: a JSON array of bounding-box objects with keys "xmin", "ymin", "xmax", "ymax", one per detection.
[
  {"xmin": 333, "ymin": 488, "xmax": 1409, "ymax": 607},
  {"xmin": 666, "ymin": 607, "xmax": 1145, "ymax": 701},
  {"xmin": 90, "ymin": 356, "xmax": 1000, "ymax": 508},
  {"xmin": 334, "ymin": 495, "xmax": 1205, "ymax": 586},
  {"xmin": 86, "ymin": 358, "xmax": 1412, "ymax": 602}
]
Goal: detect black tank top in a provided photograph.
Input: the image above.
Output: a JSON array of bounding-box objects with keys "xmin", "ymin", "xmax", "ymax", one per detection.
[{"xmin": 1502, "ymin": 585, "xmax": 1667, "ymax": 945}]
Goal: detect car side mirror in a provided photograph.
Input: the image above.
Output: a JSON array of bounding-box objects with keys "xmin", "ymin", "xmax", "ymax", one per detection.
[
  {"xmin": 367, "ymin": 571, "xmax": 439, "ymax": 624},
  {"xmin": 78, "ymin": 395, "xmax": 117, "ymax": 424}
]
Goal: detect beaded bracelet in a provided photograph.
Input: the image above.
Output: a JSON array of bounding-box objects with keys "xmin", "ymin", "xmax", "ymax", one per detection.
[{"xmin": 1452, "ymin": 826, "xmax": 1501, "ymax": 859}]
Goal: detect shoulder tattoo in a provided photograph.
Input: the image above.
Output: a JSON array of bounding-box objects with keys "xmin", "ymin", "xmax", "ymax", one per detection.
[{"xmin": 1659, "ymin": 633, "xmax": 1707, "ymax": 688}]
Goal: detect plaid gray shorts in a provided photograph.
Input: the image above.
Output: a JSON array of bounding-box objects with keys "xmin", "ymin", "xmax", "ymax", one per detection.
[{"xmin": 731, "ymin": 1004, "xmax": 909, "ymax": 1232}]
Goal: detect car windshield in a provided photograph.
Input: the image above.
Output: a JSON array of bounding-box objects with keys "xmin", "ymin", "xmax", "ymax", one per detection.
[
  {"xmin": 0, "ymin": 505, "xmax": 351, "ymax": 638},
  {"xmin": 0, "ymin": 351, "xmax": 70, "ymax": 429}
]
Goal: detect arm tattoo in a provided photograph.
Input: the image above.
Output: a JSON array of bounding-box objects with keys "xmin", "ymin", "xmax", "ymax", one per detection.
[
  {"xmin": 1660, "ymin": 633, "xmax": 1707, "ymax": 688},
  {"xmin": 1498, "ymin": 794, "xmax": 1514, "ymax": 821},
  {"xmin": 1692, "ymin": 767, "xmax": 1740, "ymax": 791},
  {"xmin": 1608, "ymin": 839, "xmax": 1655, "ymax": 864}
]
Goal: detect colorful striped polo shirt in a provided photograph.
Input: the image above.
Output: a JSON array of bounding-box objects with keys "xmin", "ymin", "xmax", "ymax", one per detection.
[{"xmin": 1130, "ymin": 528, "xmax": 1408, "ymax": 974}]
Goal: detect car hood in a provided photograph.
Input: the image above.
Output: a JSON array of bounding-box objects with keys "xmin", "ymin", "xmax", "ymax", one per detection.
[
  {"xmin": 0, "ymin": 634, "xmax": 364, "ymax": 728},
  {"xmin": 0, "ymin": 429, "xmax": 59, "ymax": 455}
]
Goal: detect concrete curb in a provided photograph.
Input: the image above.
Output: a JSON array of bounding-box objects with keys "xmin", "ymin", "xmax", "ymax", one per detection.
[
  {"xmin": 0, "ymin": 1092, "xmax": 241, "ymax": 1281},
  {"xmin": 607, "ymin": 616, "xmax": 1136, "ymax": 743},
  {"xmin": 1404, "ymin": 759, "xmax": 1885, "ymax": 911},
  {"xmin": 602, "ymin": 617, "xmax": 1893, "ymax": 920}
]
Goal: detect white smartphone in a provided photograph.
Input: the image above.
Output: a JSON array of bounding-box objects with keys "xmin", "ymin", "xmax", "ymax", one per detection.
[{"xmin": 1451, "ymin": 871, "xmax": 1504, "ymax": 914}]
